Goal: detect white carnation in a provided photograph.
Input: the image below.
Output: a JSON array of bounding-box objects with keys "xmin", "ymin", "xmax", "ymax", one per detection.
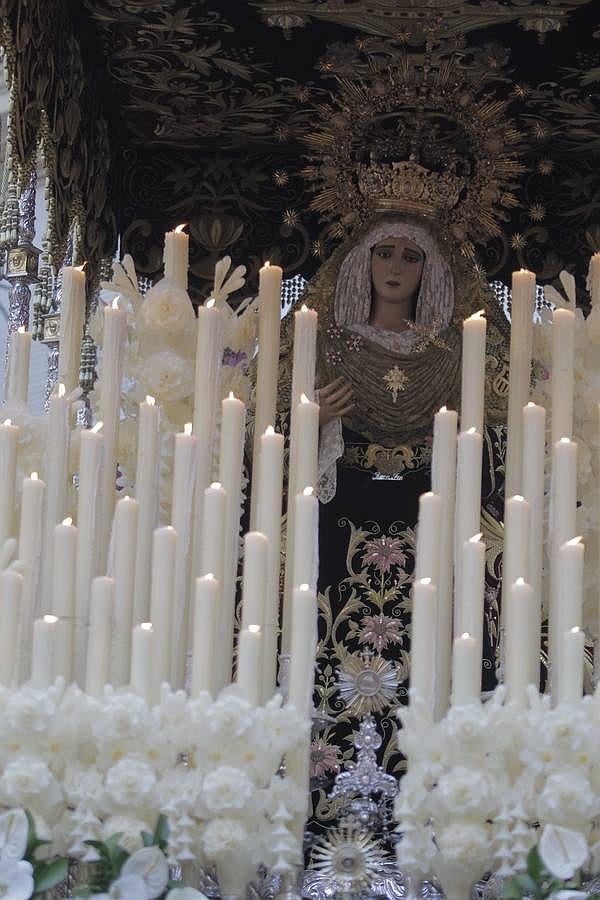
[
  {"xmin": 436, "ymin": 821, "xmax": 491, "ymax": 866},
  {"xmin": 139, "ymin": 280, "xmax": 195, "ymax": 334},
  {"xmin": 140, "ymin": 350, "xmax": 194, "ymax": 402},
  {"xmin": 538, "ymin": 769, "xmax": 599, "ymax": 827},
  {"xmin": 202, "ymin": 766, "xmax": 254, "ymax": 814},
  {"xmin": 205, "ymin": 693, "xmax": 255, "ymax": 743},
  {"xmin": 92, "ymin": 692, "xmax": 150, "ymax": 745},
  {"xmin": 0, "ymin": 756, "xmax": 62, "ymax": 811},
  {"xmin": 434, "ymin": 767, "xmax": 498, "ymax": 818},
  {"xmin": 104, "ymin": 757, "xmax": 157, "ymax": 809},
  {"xmin": 202, "ymin": 817, "xmax": 249, "ymax": 859},
  {"xmin": 4, "ymin": 687, "xmax": 56, "ymax": 735}
]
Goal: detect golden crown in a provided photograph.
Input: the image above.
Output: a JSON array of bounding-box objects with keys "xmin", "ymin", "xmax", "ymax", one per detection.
[{"xmin": 357, "ymin": 161, "xmax": 467, "ymax": 219}]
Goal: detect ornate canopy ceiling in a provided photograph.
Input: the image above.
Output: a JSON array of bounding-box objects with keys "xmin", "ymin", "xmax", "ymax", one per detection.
[{"xmin": 2, "ymin": 0, "xmax": 599, "ymax": 300}]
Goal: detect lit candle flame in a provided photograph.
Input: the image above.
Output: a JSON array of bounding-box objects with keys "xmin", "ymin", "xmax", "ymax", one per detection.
[
  {"xmin": 184, "ymin": 422, "xmax": 192, "ymax": 436},
  {"xmin": 300, "ymin": 393, "xmax": 310, "ymax": 404},
  {"xmin": 469, "ymin": 309, "xmax": 486, "ymax": 319},
  {"xmin": 571, "ymin": 626, "xmax": 581, "ymax": 634},
  {"xmin": 248, "ymin": 624, "xmax": 261, "ymax": 634},
  {"xmin": 559, "ymin": 436, "xmax": 571, "ymax": 444},
  {"xmin": 301, "ymin": 303, "xmax": 309, "ymax": 312},
  {"xmin": 516, "ymin": 577, "xmax": 526, "ymax": 586},
  {"xmin": 263, "ymin": 260, "xmax": 270, "ymax": 268},
  {"xmin": 75, "ymin": 262, "xmax": 87, "ymax": 272},
  {"xmin": 265, "ymin": 425, "xmax": 275, "ymax": 435},
  {"xmin": 17, "ymin": 325, "xmax": 25, "ymax": 334},
  {"xmin": 43, "ymin": 615, "xmax": 59, "ymax": 624},
  {"xmin": 460, "ymin": 631, "xmax": 472, "ymax": 639},
  {"xmin": 513, "ymin": 494, "xmax": 525, "ymax": 502},
  {"xmin": 62, "ymin": 517, "xmax": 72, "ymax": 526},
  {"xmin": 30, "ymin": 472, "xmax": 38, "ymax": 481},
  {"xmin": 204, "ymin": 573, "xmax": 215, "ymax": 581},
  {"xmin": 210, "ymin": 482, "xmax": 222, "ymax": 490},
  {"xmin": 141, "ymin": 622, "xmax": 153, "ymax": 631},
  {"xmin": 228, "ymin": 391, "xmax": 235, "ymax": 400},
  {"xmin": 419, "ymin": 577, "xmax": 432, "ymax": 585},
  {"xmin": 174, "ymin": 224, "xmax": 187, "ymax": 234},
  {"xmin": 92, "ymin": 421, "xmax": 103, "ymax": 433},
  {"xmin": 439, "ymin": 405, "xmax": 447, "ymax": 413},
  {"xmin": 206, "ymin": 297, "xmax": 216, "ymax": 308},
  {"xmin": 467, "ymin": 427, "xmax": 477, "ymax": 435},
  {"xmin": 58, "ymin": 383, "xmax": 66, "ymax": 398},
  {"xmin": 567, "ymin": 536, "xmax": 583, "ymax": 545},
  {"xmin": 145, "ymin": 395, "xmax": 155, "ymax": 406},
  {"xmin": 111, "ymin": 297, "xmax": 120, "ymax": 310},
  {"xmin": 299, "ymin": 583, "xmax": 310, "ymax": 591},
  {"xmin": 3, "ymin": 418, "xmax": 11, "ymax": 426},
  {"xmin": 303, "ymin": 486, "xmax": 314, "ymax": 496},
  {"xmin": 469, "ymin": 533, "xmax": 483, "ymax": 543}
]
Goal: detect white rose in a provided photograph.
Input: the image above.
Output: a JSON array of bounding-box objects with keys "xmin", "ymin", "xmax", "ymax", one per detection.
[
  {"xmin": 202, "ymin": 766, "xmax": 254, "ymax": 814},
  {"xmin": 156, "ymin": 769, "xmax": 202, "ymax": 811},
  {"xmin": 538, "ymin": 769, "xmax": 599, "ymax": 827},
  {"xmin": 0, "ymin": 756, "xmax": 62, "ymax": 810},
  {"xmin": 139, "ymin": 280, "xmax": 195, "ymax": 334},
  {"xmin": 104, "ymin": 757, "xmax": 157, "ymax": 809},
  {"xmin": 436, "ymin": 821, "xmax": 491, "ymax": 866},
  {"xmin": 92, "ymin": 692, "xmax": 150, "ymax": 745},
  {"xmin": 202, "ymin": 817, "xmax": 249, "ymax": 859},
  {"xmin": 102, "ymin": 815, "xmax": 150, "ymax": 854},
  {"xmin": 434, "ymin": 767, "xmax": 497, "ymax": 818},
  {"xmin": 140, "ymin": 351, "xmax": 194, "ymax": 402},
  {"xmin": 205, "ymin": 693, "xmax": 255, "ymax": 743},
  {"xmin": 4, "ymin": 687, "xmax": 56, "ymax": 735}
]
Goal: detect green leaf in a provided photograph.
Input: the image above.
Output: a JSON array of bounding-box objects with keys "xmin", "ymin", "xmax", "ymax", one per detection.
[
  {"xmin": 153, "ymin": 814, "xmax": 170, "ymax": 850},
  {"xmin": 502, "ymin": 878, "xmax": 524, "ymax": 900},
  {"xmin": 33, "ymin": 858, "xmax": 69, "ymax": 894},
  {"xmin": 141, "ymin": 830, "xmax": 154, "ymax": 847},
  {"xmin": 527, "ymin": 846, "xmax": 544, "ymax": 882}
]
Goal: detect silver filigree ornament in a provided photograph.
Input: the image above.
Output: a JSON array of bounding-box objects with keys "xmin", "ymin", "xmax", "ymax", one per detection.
[
  {"xmin": 308, "ymin": 825, "xmax": 389, "ymax": 897},
  {"xmin": 337, "ymin": 651, "xmax": 399, "ymax": 717}
]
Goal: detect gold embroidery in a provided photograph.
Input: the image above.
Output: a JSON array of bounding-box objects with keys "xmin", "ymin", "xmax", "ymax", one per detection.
[
  {"xmin": 343, "ymin": 439, "xmax": 432, "ymax": 478},
  {"xmin": 383, "ymin": 366, "xmax": 409, "ymax": 403}
]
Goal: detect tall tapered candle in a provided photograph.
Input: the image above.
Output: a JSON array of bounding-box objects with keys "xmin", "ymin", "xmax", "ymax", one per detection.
[
  {"xmin": 236, "ymin": 624, "xmax": 263, "ymax": 705},
  {"xmin": 215, "ymin": 393, "xmax": 246, "ymax": 691},
  {"xmin": 191, "ymin": 298, "xmax": 224, "ymax": 583},
  {"xmin": 555, "ymin": 627, "xmax": 585, "ymax": 706},
  {"xmin": 505, "ymin": 578, "xmax": 537, "ymax": 704},
  {"xmin": 460, "ymin": 310, "xmax": 487, "ymax": 434},
  {"xmin": 0, "ymin": 419, "xmax": 18, "ymax": 550},
  {"xmin": 552, "ymin": 536, "xmax": 584, "ymax": 705},
  {"xmin": 451, "ymin": 632, "xmax": 480, "ymax": 707},
  {"xmin": 456, "ymin": 534, "xmax": 485, "ymax": 668},
  {"xmin": 42, "ymin": 383, "xmax": 71, "ymax": 594},
  {"xmin": 0, "ymin": 570, "xmax": 21, "ymax": 685},
  {"xmin": 250, "ymin": 261, "xmax": 282, "ymax": 528},
  {"xmin": 133, "ymin": 396, "xmax": 160, "ymax": 625},
  {"xmin": 551, "ymin": 308, "xmax": 575, "ymax": 446},
  {"xmin": 110, "ymin": 496, "xmax": 139, "ymax": 685},
  {"xmin": 58, "ymin": 265, "xmax": 86, "ymax": 394},
  {"xmin": 548, "ymin": 437, "xmax": 578, "ymax": 683},
  {"xmin": 163, "ymin": 224, "xmax": 189, "ymax": 290},
  {"xmin": 431, "ymin": 406, "xmax": 458, "ymax": 719},
  {"xmin": 149, "ymin": 525, "xmax": 177, "ymax": 697},
  {"xmin": 255, "ymin": 426, "xmax": 284, "ymax": 701},
  {"xmin": 288, "ymin": 584, "xmax": 317, "ymax": 717},
  {"xmin": 410, "ymin": 577, "xmax": 437, "ymax": 710},
  {"xmin": 415, "ymin": 491, "xmax": 443, "ymax": 583},
  {"xmin": 171, "ymin": 422, "xmax": 198, "ymax": 688},
  {"xmin": 18, "ymin": 472, "xmax": 45, "ymax": 680},
  {"xmin": 241, "ymin": 531, "xmax": 269, "ymax": 633},
  {"xmin": 6, "ymin": 327, "xmax": 31, "ymax": 406},
  {"xmin": 590, "ymin": 252, "xmax": 600, "ymax": 307},
  {"xmin": 454, "ymin": 427, "xmax": 483, "ymax": 600},
  {"xmin": 130, "ymin": 622, "xmax": 154, "ymax": 705},
  {"xmin": 522, "ymin": 401, "xmax": 545, "ymax": 672},
  {"xmin": 74, "ymin": 422, "xmax": 104, "ymax": 685},
  {"xmin": 85, "ymin": 576, "xmax": 114, "ymax": 697},
  {"xmin": 505, "ymin": 269, "xmax": 536, "ymax": 498},
  {"xmin": 51, "ymin": 517, "xmax": 77, "ymax": 682},
  {"xmin": 98, "ymin": 297, "xmax": 127, "ymax": 571},
  {"xmin": 200, "ymin": 482, "xmax": 226, "ymax": 581},
  {"xmin": 292, "ymin": 486, "xmax": 318, "ymax": 592},
  {"xmin": 31, "ymin": 615, "xmax": 58, "ymax": 688},
  {"xmin": 502, "ymin": 495, "xmax": 530, "ymax": 641},
  {"xmin": 191, "ymin": 573, "xmax": 218, "ymax": 696}
]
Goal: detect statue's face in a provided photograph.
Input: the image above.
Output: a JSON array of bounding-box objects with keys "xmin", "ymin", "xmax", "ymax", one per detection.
[{"xmin": 370, "ymin": 237, "xmax": 425, "ymax": 307}]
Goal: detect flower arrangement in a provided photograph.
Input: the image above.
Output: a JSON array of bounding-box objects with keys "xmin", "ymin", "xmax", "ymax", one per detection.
[
  {"xmin": 503, "ymin": 824, "xmax": 600, "ymax": 900},
  {"xmin": 0, "ymin": 679, "xmax": 308, "ymax": 895},
  {"xmin": 395, "ymin": 687, "xmax": 600, "ymax": 897}
]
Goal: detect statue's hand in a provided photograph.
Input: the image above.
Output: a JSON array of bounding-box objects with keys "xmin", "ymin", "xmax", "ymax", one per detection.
[{"xmin": 318, "ymin": 377, "xmax": 354, "ymax": 427}]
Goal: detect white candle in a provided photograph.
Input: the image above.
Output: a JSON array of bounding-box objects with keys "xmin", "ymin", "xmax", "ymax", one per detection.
[
  {"xmin": 110, "ymin": 496, "xmax": 139, "ymax": 685},
  {"xmin": 0, "ymin": 419, "xmax": 18, "ymax": 550},
  {"xmin": 191, "ymin": 299, "xmax": 224, "ymax": 583},
  {"xmin": 0, "ymin": 570, "xmax": 21, "ymax": 685},
  {"xmin": 505, "ymin": 578, "xmax": 537, "ymax": 704},
  {"xmin": 250, "ymin": 261, "xmax": 283, "ymax": 528},
  {"xmin": 5, "ymin": 327, "xmax": 31, "ymax": 406},
  {"xmin": 288, "ymin": 584, "xmax": 317, "ymax": 717},
  {"xmin": 415, "ymin": 491, "xmax": 442, "ymax": 583},
  {"xmin": 85, "ymin": 576, "xmax": 114, "ymax": 697},
  {"xmin": 236, "ymin": 624, "xmax": 262, "ymax": 705},
  {"xmin": 98, "ymin": 298, "xmax": 127, "ymax": 571},
  {"xmin": 74, "ymin": 422, "xmax": 104, "ymax": 685},
  {"xmin": 590, "ymin": 252, "xmax": 600, "ymax": 307},
  {"xmin": 552, "ymin": 536, "xmax": 584, "ymax": 706},
  {"xmin": 30, "ymin": 615, "xmax": 58, "ymax": 688},
  {"xmin": 133, "ymin": 396, "xmax": 160, "ymax": 625},
  {"xmin": 200, "ymin": 482, "xmax": 226, "ymax": 581},
  {"xmin": 130, "ymin": 622, "xmax": 154, "ymax": 705},
  {"xmin": 451, "ymin": 632, "xmax": 480, "ymax": 707},
  {"xmin": 456, "ymin": 534, "xmax": 485, "ymax": 668},
  {"xmin": 502, "ymin": 494, "xmax": 530, "ymax": 642},
  {"xmin": 149, "ymin": 525, "xmax": 177, "ymax": 696},
  {"xmin": 410, "ymin": 577, "xmax": 437, "ymax": 710},
  {"xmin": 163, "ymin": 224, "xmax": 189, "ymax": 290},
  {"xmin": 171, "ymin": 422, "xmax": 198, "ymax": 688},
  {"xmin": 191, "ymin": 574, "xmax": 218, "ymax": 696},
  {"xmin": 42, "ymin": 383, "xmax": 71, "ymax": 594},
  {"xmin": 505, "ymin": 269, "xmax": 536, "ymax": 498},
  {"xmin": 292, "ymin": 486, "xmax": 318, "ymax": 592},
  {"xmin": 17, "ymin": 472, "xmax": 45, "ymax": 680},
  {"xmin": 215, "ymin": 393, "xmax": 246, "ymax": 692},
  {"xmin": 548, "ymin": 437, "xmax": 578, "ymax": 683},
  {"xmin": 241, "ymin": 531, "xmax": 269, "ymax": 633},
  {"xmin": 51, "ymin": 517, "xmax": 77, "ymax": 682},
  {"xmin": 454, "ymin": 428, "xmax": 483, "ymax": 599},
  {"xmin": 255, "ymin": 426, "xmax": 284, "ymax": 701},
  {"xmin": 460, "ymin": 310, "xmax": 487, "ymax": 434},
  {"xmin": 522, "ymin": 401, "xmax": 545, "ymax": 671},
  {"xmin": 551, "ymin": 307, "xmax": 575, "ymax": 446},
  {"xmin": 58, "ymin": 265, "xmax": 86, "ymax": 394},
  {"xmin": 555, "ymin": 627, "xmax": 584, "ymax": 706},
  {"xmin": 431, "ymin": 406, "xmax": 458, "ymax": 719}
]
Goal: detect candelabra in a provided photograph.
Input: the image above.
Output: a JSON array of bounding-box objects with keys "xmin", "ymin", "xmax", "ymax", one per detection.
[{"xmin": 2, "ymin": 171, "xmax": 40, "ymax": 364}]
